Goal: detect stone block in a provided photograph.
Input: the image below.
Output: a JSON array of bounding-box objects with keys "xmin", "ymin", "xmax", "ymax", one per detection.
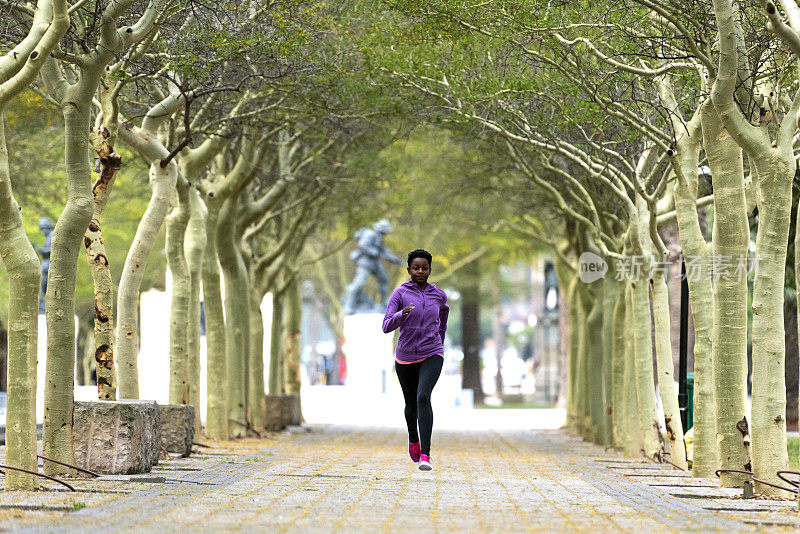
[
  {"xmin": 265, "ymin": 395, "xmax": 284, "ymax": 431},
  {"xmin": 73, "ymin": 400, "xmax": 161, "ymax": 475},
  {"xmin": 281, "ymin": 394, "xmax": 302, "ymax": 427},
  {"xmin": 159, "ymin": 404, "xmax": 195, "ymax": 457}
]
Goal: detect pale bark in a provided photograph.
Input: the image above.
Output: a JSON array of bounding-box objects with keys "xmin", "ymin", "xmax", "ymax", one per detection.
[
  {"xmin": 167, "ymin": 180, "xmax": 191, "ymax": 405},
  {"xmin": 773, "ymin": 0, "xmax": 800, "ymax": 507},
  {"xmin": 85, "ymin": 126, "xmax": 120, "ymax": 401},
  {"xmin": 218, "ymin": 194, "xmax": 251, "ymax": 436},
  {"xmin": 630, "ymin": 275, "xmax": 664, "ymax": 459},
  {"xmin": 84, "ymin": 65, "xmax": 128, "ymax": 401},
  {"xmin": 0, "ymin": 0, "xmax": 69, "ymax": 490},
  {"xmin": 116, "ymin": 102, "xmax": 182, "ymax": 398},
  {"xmin": 41, "ymin": 0, "xmax": 161, "ymax": 476},
  {"xmin": 269, "ymin": 290, "xmax": 286, "ymax": 395},
  {"xmin": 585, "ymin": 284, "xmax": 607, "ymax": 443},
  {"xmin": 185, "ymin": 189, "xmax": 206, "ymax": 433},
  {"xmin": 565, "ymin": 277, "xmax": 580, "ymax": 430},
  {"xmin": 178, "ymin": 134, "xmax": 228, "ymax": 433},
  {"xmin": 658, "ymin": 82, "xmax": 718, "ymax": 477},
  {"xmin": 710, "ymin": 0, "xmax": 797, "ymax": 494},
  {"xmin": 201, "ymin": 197, "xmax": 228, "ymax": 439},
  {"xmin": 251, "ymin": 209, "xmax": 317, "ymax": 402},
  {"xmin": 284, "ymin": 277, "xmax": 302, "ymax": 394},
  {"xmin": 238, "ymin": 158, "xmax": 300, "ymax": 430},
  {"xmin": 747, "ymin": 152, "xmax": 793, "ymax": 495},
  {"xmin": 599, "ymin": 277, "xmax": 618, "ymax": 446},
  {"xmin": 42, "ymin": 73, "xmax": 96, "ymax": 476},
  {"xmin": 622, "ymin": 284, "xmax": 644, "ymax": 457},
  {"xmin": 248, "ymin": 290, "xmax": 267, "ymax": 430},
  {"xmin": 0, "ymin": 115, "xmax": 40, "ymax": 489},
  {"xmin": 574, "ymin": 285, "xmax": 590, "ymax": 436},
  {"xmin": 632, "ymin": 147, "xmax": 687, "ymax": 467},
  {"xmin": 610, "ymin": 279, "xmax": 627, "ymax": 447},
  {"xmin": 700, "ymin": 103, "xmax": 752, "ymax": 486},
  {"xmin": 195, "ymin": 127, "xmax": 265, "ymax": 434},
  {"xmin": 629, "ymin": 191, "xmax": 666, "ymax": 460},
  {"xmin": 650, "ymin": 271, "xmax": 688, "ymax": 469},
  {"xmin": 116, "ymin": 156, "xmax": 178, "ymax": 398}
]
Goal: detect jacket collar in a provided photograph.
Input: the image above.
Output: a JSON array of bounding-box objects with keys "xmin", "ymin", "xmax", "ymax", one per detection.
[{"xmin": 403, "ymin": 280, "xmax": 436, "ymax": 291}]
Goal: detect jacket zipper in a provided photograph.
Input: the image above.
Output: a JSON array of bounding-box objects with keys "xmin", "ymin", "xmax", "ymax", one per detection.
[{"xmin": 418, "ymin": 285, "xmax": 428, "ymax": 355}]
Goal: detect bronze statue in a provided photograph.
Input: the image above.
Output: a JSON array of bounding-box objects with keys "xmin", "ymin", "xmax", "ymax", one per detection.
[{"xmin": 343, "ymin": 219, "xmax": 404, "ymax": 314}]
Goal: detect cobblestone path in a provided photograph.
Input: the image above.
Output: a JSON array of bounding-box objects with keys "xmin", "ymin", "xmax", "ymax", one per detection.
[{"xmin": 2, "ymin": 426, "xmax": 800, "ymax": 532}]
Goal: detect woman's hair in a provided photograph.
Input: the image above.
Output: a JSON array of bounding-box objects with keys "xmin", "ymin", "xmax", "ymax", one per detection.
[{"xmin": 407, "ymin": 248, "xmax": 433, "ymax": 267}]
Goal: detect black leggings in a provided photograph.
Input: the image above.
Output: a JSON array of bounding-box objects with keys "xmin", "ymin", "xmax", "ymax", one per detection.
[{"xmin": 395, "ymin": 355, "xmax": 443, "ymax": 456}]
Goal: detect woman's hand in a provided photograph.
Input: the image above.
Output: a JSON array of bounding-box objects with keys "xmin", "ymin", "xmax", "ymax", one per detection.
[{"xmin": 402, "ymin": 304, "xmax": 415, "ymax": 316}]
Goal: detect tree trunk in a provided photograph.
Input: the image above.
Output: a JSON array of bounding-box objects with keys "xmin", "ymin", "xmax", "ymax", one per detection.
[
  {"xmin": 460, "ymin": 260, "xmax": 483, "ymax": 404},
  {"xmin": 84, "ymin": 126, "xmax": 121, "ymax": 401},
  {"xmin": 284, "ymin": 279, "xmax": 302, "ymax": 394},
  {"xmin": 661, "ymin": 108, "xmax": 718, "ymax": 477},
  {"xmin": 707, "ymin": 0, "xmax": 797, "ymax": 492},
  {"xmin": 202, "ymin": 197, "xmax": 228, "ymax": 439},
  {"xmin": 599, "ymin": 277, "xmax": 618, "ymax": 446},
  {"xmin": 217, "ymin": 195, "xmax": 250, "ymax": 436},
  {"xmin": 622, "ymin": 284, "xmax": 644, "ymax": 456},
  {"xmin": 650, "ymin": 273, "xmax": 688, "ymax": 469},
  {"xmin": 586, "ymin": 285, "xmax": 607, "ymax": 443},
  {"xmin": 116, "ymin": 159, "xmax": 178, "ymax": 398},
  {"xmin": 673, "ymin": 138, "xmax": 718, "ymax": 477},
  {"xmin": 269, "ymin": 291, "xmax": 286, "ymax": 395},
  {"xmin": 0, "ymin": 113, "xmax": 41, "ymax": 489},
  {"xmin": 631, "ymin": 277, "xmax": 665, "ymax": 459},
  {"xmin": 611, "ymin": 280, "xmax": 627, "ymax": 447},
  {"xmin": 185, "ymin": 189, "xmax": 206, "ymax": 434},
  {"xmin": 43, "ymin": 96, "xmax": 94, "ymax": 475},
  {"xmin": 701, "ymin": 105, "xmax": 751, "ymax": 487},
  {"xmin": 566, "ymin": 277, "xmax": 580, "ymax": 430},
  {"xmin": 749, "ymin": 152, "xmax": 793, "ymax": 496},
  {"xmin": 0, "ymin": 0, "xmax": 70, "ymax": 485},
  {"xmin": 248, "ymin": 290, "xmax": 267, "ymax": 430},
  {"xmin": 574, "ymin": 284, "xmax": 591, "ymax": 436},
  {"xmin": 167, "ymin": 180, "xmax": 191, "ymax": 405}
]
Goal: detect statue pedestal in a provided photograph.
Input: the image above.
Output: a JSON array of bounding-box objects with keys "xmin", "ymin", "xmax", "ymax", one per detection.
[{"xmin": 342, "ymin": 313, "xmax": 395, "ymax": 396}]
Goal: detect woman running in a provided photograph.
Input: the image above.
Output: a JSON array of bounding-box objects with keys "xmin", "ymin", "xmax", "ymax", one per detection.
[{"xmin": 382, "ymin": 249, "xmax": 449, "ymax": 471}]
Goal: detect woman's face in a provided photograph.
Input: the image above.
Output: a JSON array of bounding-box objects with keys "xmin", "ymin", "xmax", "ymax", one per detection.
[{"xmin": 408, "ymin": 257, "xmax": 431, "ymax": 285}]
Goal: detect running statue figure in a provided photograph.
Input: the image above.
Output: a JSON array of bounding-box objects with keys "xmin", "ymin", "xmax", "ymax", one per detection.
[
  {"xmin": 35, "ymin": 217, "xmax": 54, "ymax": 315},
  {"xmin": 343, "ymin": 219, "xmax": 405, "ymax": 314}
]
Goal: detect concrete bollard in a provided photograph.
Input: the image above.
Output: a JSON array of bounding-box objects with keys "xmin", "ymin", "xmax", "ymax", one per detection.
[
  {"xmin": 73, "ymin": 400, "xmax": 161, "ymax": 475},
  {"xmin": 159, "ymin": 404, "xmax": 195, "ymax": 457}
]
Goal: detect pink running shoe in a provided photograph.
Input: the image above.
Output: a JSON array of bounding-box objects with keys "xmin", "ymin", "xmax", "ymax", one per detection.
[
  {"xmin": 409, "ymin": 441, "xmax": 421, "ymax": 463},
  {"xmin": 418, "ymin": 454, "xmax": 432, "ymax": 471}
]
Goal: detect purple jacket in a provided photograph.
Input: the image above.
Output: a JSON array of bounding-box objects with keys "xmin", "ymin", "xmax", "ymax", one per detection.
[{"xmin": 383, "ymin": 281, "xmax": 449, "ymax": 363}]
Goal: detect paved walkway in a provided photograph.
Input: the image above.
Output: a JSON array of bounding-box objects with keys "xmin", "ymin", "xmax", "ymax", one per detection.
[{"xmin": 2, "ymin": 424, "xmax": 800, "ymax": 532}]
